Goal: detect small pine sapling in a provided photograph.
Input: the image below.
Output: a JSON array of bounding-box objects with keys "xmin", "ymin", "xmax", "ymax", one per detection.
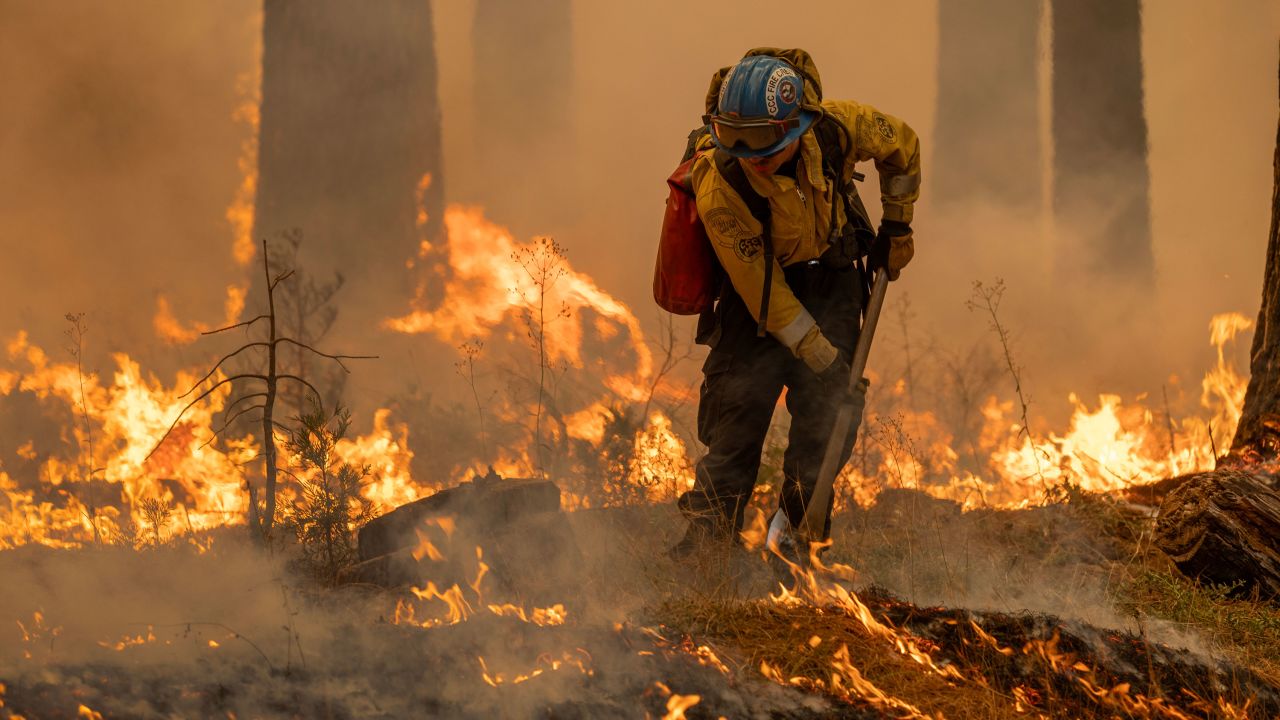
[{"xmin": 283, "ymin": 401, "xmax": 374, "ymax": 582}]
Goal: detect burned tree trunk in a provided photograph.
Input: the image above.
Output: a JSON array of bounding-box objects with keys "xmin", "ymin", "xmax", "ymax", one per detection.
[
  {"xmin": 1051, "ymin": 0, "xmax": 1153, "ymax": 284},
  {"xmin": 1155, "ymin": 64, "xmax": 1280, "ymax": 596},
  {"xmin": 255, "ymin": 0, "xmax": 445, "ymax": 316},
  {"xmin": 471, "ymin": 0, "xmax": 572, "ymax": 239},
  {"xmin": 933, "ymin": 0, "xmax": 1042, "ymax": 216},
  {"xmin": 1230, "ymin": 56, "xmax": 1280, "ymax": 463}
]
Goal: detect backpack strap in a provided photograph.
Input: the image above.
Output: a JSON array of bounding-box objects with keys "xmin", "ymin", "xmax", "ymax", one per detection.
[
  {"xmin": 714, "ymin": 150, "xmax": 773, "ymax": 338},
  {"xmin": 682, "ymin": 125, "xmax": 711, "ymax": 163},
  {"xmin": 813, "ymin": 114, "xmax": 875, "ymax": 314}
]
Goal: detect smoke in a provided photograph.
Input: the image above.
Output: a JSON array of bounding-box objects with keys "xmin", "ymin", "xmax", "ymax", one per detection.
[
  {"xmin": 1, "ymin": 1, "xmax": 1276, "ymax": 418},
  {"xmin": 0, "ymin": 0, "xmax": 260, "ymax": 375},
  {"xmin": 0, "ymin": 508, "xmax": 842, "ymax": 718}
]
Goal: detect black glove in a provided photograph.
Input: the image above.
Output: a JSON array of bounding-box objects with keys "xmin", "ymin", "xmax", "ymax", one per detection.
[
  {"xmin": 817, "ymin": 352, "xmax": 871, "ymax": 407},
  {"xmin": 816, "ymin": 350, "xmax": 850, "ymax": 389},
  {"xmin": 869, "ymin": 220, "xmax": 913, "ymax": 281}
]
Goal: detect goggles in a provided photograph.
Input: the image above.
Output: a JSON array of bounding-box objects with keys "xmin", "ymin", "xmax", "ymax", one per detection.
[{"xmin": 704, "ymin": 113, "xmax": 803, "ymax": 154}]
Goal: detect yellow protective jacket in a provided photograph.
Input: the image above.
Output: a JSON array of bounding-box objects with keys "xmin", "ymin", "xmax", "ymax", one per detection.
[{"xmin": 691, "ymin": 100, "xmax": 920, "ymax": 351}]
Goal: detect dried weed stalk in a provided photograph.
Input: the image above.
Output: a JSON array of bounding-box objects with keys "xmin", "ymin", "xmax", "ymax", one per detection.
[{"xmin": 966, "ymin": 279, "xmax": 1051, "ymax": 494}]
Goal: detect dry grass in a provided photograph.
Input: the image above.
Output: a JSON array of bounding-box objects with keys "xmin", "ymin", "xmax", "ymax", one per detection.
[{"xmin": 1049, "ymin": 488, "xmax": 1280, "ymax": 690}]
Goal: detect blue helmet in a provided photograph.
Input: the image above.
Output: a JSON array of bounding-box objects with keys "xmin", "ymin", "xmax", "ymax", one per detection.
[{"xmin": 709, "ymin": 55, "xmax": 818, "ymax": 158}]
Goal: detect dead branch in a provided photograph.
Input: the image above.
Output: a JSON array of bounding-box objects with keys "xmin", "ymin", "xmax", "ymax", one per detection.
[
  {"xmin": 274, "ymin": 337, "xmax": 377, "ymax": 372},
  {"xmin": 181, "ymin": 343, "xmax": 270, "ymax": 397},
  {"xmin": 202, "ymin": 314, "xmax": 271, "ymax": 336}
]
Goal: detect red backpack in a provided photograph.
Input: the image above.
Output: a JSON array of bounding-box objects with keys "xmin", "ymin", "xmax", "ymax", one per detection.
[{"xmin": 653, "ymin": 129, "xmax": 719, "ymax": 316}]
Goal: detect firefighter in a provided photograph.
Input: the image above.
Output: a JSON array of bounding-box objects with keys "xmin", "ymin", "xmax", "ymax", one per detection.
[{"xmin": 671, "ymin": 50, "xmax": 919, "ymax": 558}]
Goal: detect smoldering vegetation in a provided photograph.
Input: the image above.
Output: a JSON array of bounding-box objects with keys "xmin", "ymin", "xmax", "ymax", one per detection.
[{"xmin": 4, "ymin": 490, "xmax": 1280, "ymax": 718}]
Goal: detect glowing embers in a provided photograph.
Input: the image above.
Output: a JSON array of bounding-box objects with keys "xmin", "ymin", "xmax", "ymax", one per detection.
[
  {"xmin": 16, "ymin": 610, "xmax": 61, "ymax": 662},
  {"xmin": 97, "ymin": 626, "xmax": 156, "ymax": 652}
]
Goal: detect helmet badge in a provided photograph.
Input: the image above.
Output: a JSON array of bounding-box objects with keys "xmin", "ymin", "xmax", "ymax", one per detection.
[{"xmin": 765, "ymin": 66, "xmax": 800, "ymax": 118}]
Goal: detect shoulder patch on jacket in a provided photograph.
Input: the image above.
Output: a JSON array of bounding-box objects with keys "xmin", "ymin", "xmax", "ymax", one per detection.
[
  {"xmin": 734, "ymin": 235, "xmax": 764, "ymax": 262},
  {"xmin": 873, "ymin": 113, "xmax": 896, "ymax": 142},
  {"xmin": 705, "ymin": 207, "xmax": 756, "ymax": 245}
]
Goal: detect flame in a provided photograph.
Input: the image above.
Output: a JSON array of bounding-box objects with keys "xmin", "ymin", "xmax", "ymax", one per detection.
[
  {"xmin": 478, "ymin": 649, "xmax": 593, "ymax": 687},
  {"xmin": 486, "ymin": 602, "xmax": 568, "ymax": 627},
  {"xmin": 829, "ymin": 644, "xmax": 930, "ymax": 719},
  {"xmin": 97, "ymin": 626, "xmax": 156, "ymax": 652},
  {"xmin": 414, "ymin": 173, "xmax": 433, "ymax": 232},
  {"xmin": 628, "ymin": 412, "xmax": 696, "ymax": 504},
  {"xmin": 397, "ymin": 538, "xmax": 568, "ymax": 629},
  {"xmin": 661, "ymin": 692, "xmax": 701, "ymax": 720},
  {"xmin": 0, "ymin": 334, "xmax": 259, "ymax": 545},
  {"xmin": 0, "ymin": 332, "xmax": 423, "ymax": 548},
  {"xmin": 16, "ymin": 610, "xmax": 61, "ymax": 661},
  {"xmin": 386, "ymin": 205, "xmax": 653, "ymax": 395},
  {"xmin": 153, "ymin": 285, "xmax": 248, "ymax": 346},
  {"xmin": 335, "ymin": 408, "xmax": 420, "ymax": 512},
  {"xmin": 409, "ymin": 581, "xmax": 475, "ymax": 625},
  {"xmin": 825, "ymin": 312, "xmax": 1254, "ymax": 511}
]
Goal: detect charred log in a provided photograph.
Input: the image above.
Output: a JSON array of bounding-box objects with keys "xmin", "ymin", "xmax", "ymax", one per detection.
[
  {"xmin": 341, "ymin": 472, "xmax": 579, "ymax": 608},
  {"xmin": 1153, "ymin": 50, "xmax": 1280, "ymax": 598},
  {"xmin": 1120, "ymin": 471, "xmax": 1199, "ymax": 509},
  {"xmin": 355, "ymin": 472, "xmax": 561, "ymax": 562},
  {"xmin": 1153, "ymin": 468, "xmax": 1280, "ymax": 599}
]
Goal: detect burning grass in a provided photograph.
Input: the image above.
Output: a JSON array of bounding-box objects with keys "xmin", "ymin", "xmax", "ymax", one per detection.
[
  {"xmin": 656, "ymin": 594, "xmax": 1020, "ymax": 719},
  {"xmin": 641, "ymin": 487, "xmax": 1280, "ymax": 720}
]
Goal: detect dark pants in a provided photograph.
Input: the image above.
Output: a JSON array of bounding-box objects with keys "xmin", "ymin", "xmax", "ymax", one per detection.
[{"xmin": 678, "ymin": 262, "xmax": 865, "ymax": 540}]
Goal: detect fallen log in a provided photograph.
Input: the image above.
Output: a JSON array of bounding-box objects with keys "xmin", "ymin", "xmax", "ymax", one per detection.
[
  {"xmin": 1118, "ymin": 471, "xmax": 1198, "ymax": 509},
  {"xmin": 1153, "ymin": 467, "xmax": 1280, "ymax": 599},
  {"xmin": 357, "ymin": 470, "xmax": 561, "ymax": 562},
  {"xmin": 340, "ymin": 470, "xmax": 582, "ymax": 609}
]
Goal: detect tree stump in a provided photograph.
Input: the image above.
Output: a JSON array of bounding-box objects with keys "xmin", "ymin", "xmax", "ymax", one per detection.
[{"xmin": 1153, "ymin": 468, "xmax": 1280, "ymax": 599}]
